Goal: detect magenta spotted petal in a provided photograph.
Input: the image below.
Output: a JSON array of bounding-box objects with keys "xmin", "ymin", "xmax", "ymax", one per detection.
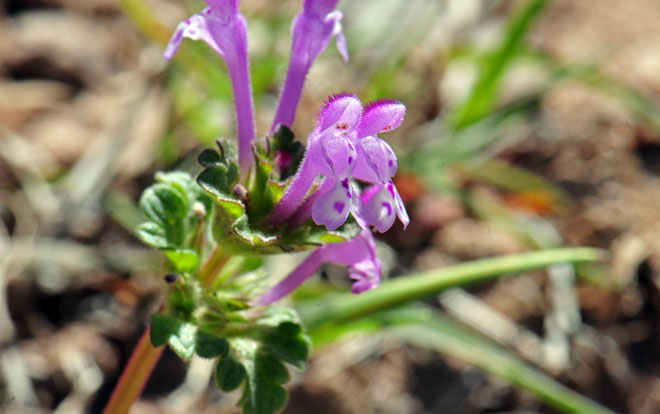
[
  {"xmin": 361, "ymin": 183, "xmax": 396, "ymax": 233},
  {"xmin": 270, "ymin": 95, "xmax": 360, "ymax": 227},
  {"xmin": 312, "ymin": 178, "xmax": 356, "ymax": 230},
  {"xmin": 361, "ymin": 181, "xmax": 409, "ymax": 232}
]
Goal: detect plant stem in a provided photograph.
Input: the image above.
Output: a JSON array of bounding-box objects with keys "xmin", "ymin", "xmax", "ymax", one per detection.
[
  {"xmin": 103, "ymin": 327, "xmax": 164, "ymax": 414},
  {"xmin": 198, "ymin": 246, "xmax": 230, "ymax": 288}
]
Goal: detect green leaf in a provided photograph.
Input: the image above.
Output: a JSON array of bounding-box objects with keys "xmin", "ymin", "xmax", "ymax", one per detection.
[
  {"xmin": 168, "ymin": 322, "xmax": 198, "ymax": 361},
  {"xmin": 197, "ymin": 161, "xmax": 239, "ymax": 198},
  {"xmin": 215, "ymin": 354, "xmax": 247, "ymax": 392},
  {"xmin": 281, "ymin": 220, "xmax": 360, "ymax": 251},
  {"xmin": 261, "ymin": 328, "xmax": 310, "ymax": 369},
  {"xmin": 135, "ymin": 222, "xmax": 168, "ymax": 249},
  {"xmin": 248, "ymin": 158, "xmax": 275, "ymax": 220},
  {"xmin": 241, "ymin": 373, "xmax": 287, "ymax": 414},
  {"xmin": 231, "ymin": 338, "xmax": 288, "ymax": 414},
  {"xmin": 164, "ymin": 249, "xmax": 199, "ymax": 273},
  {"xmin": 198, "ymin": 148, "xmax": 222, "ymax": 166},
  {"xmin": 449, "ymin": 0, "xmax": 548, "ymax": 130},
  {"xmin": 196, "ymin": 330, "xmax": 229, "ymax": 359},
  {"xmin": 232, "ymin": 216, "xmax": 278, "ymax": 247},
  {"xmin": 140, "ymin": 183, "xmax": 189, "ymax": 227},
  {"xmin": 256, "ymin": 351, "xmax": 290, "ymax": 384},
  {"xmin": 150, "ymin": 314, "xmax": 181, "ymax": 347},
  {"xmin": 393, "ymin": 312, "xmax": 615, "ymax": 414},
  {"xmin": 257, "ymin": 307, "xmax": 310, "ymax": 369}
]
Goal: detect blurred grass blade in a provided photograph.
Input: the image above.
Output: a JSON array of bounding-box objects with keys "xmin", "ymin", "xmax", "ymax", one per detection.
[
  {"xmin": 393, "ymin": 314, "xmax": 615, "ymax": 414},
  {"xmin": 307, "ymin": 305, "xmax": 433, "ymax": 347},
  {"xmin": 119, "ymin": 0, "xmax": 171, "ymax": 45},
  {"xmin": 453, "ymin": 157, "xmax": 571, "ymax": 213},
  {"xmin": 298, "ymin": 247, "xmax": 603, "ymax": 330},
  {"xmin": 450, "ymin": 0, "xmax": 548, "ymax": 130}
]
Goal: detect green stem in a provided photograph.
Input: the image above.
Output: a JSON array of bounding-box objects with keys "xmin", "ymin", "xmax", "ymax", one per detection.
[
  {"xmin": 299, "ymin": 247, "xmax": 604, "ymax": 330},
  {"xmin": 198, "ymin": 246, "xmax": 230, "ymax": 289}
]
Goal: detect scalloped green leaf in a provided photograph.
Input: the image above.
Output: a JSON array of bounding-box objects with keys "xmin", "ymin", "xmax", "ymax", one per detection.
[
  {"xmin": 215, "ymin": 354, "xmax": 247, "ymax": 392},
  {"xmin": 197, "ymin": 161, "xmax": 239, "ymax": 198},
  {"xmin": 241, "ymin": 368, "xmax": 288, "ymax": 414},
  {"xmin": 135, "ymin": 222, "xmax": 168, "ymax": 249},
  {"xmin": 168, "ymin": 322, "xmax": 198, "ymax": 361},
  {"xmin": 232, "ymin": 216, "xmax": 278, "ymax": 247},
  {"xmin": 140, "ymin": 183, "xmax": 188, "ymax": 227},
  {"xmin": 198, "ymin": 148, "xmax": 222, "ymax": 166},
  {"xmin": 256, "ymin": 351, "xmax": 290, "ymax": 384},
  {"xmin": 196, "ymin": 330, "xmax": 229, "ymax": 359},
  {"xmin": 150, "ymin": 314, "xmax": 181, "ymax": 347},
  {"xmin": 256, "ymin": 307, "xmax": 310, "ymax": 369},
  {"xmin": 218, "ymin": 197, "xmax": 246, "ymax": 221}
]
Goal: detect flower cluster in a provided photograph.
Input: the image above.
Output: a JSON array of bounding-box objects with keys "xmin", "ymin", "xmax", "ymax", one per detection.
[
  {"xmin": 164, "ymin": 0, "xmax": 408, "ymax": 301},
  {"xmin": 270, "ymin": 93, "xmax": 409, "ymax": 233}
]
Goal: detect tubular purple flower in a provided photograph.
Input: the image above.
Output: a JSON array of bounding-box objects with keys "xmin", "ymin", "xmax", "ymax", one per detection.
[
  {"xmin": 351, "ymin": 100, "xmax": 409, "ymax": 231},
  {"xmin": 164, "ymin": 0, "xmax": 256, "ymax": 174},
  {"xmin": 271, "ymin": 95, "xmax": 409, "ymax": 233},
  {"xmin": 270, "ymin": 0, "xmax": 348, "ymax": 133},
  {"xmin": 257, "ymin": 230, "xmax": 381, "ymax": 305},
  {"xmin": 270, "ymin": 93, "xmax": 362, "ymax": 227}
]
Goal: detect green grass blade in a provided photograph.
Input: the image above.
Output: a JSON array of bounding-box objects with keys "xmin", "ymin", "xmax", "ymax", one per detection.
[
  {"xmin": 450, "ymin": 0, "xmax": 548, "ymax": 130},
  {"xmin": 393, "ymin": 314, "xmax": 616, "ymax": 414},
  {"xmin": 298, "ymin": 247, "xmax": 603, "ymax": 330}
]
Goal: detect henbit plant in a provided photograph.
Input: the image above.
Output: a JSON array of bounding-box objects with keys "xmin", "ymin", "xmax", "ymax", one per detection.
[
  {"xmin": 105, "ymin": 1, "xmax": 409, "ymax": 413},
  {"xmin": 105, "ymin": 1, "xmax": 615, "ymax": 414}
]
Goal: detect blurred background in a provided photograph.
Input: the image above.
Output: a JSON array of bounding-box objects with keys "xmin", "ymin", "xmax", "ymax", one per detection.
[{"xmin": 2, "ymin": 0, "xmax": 660, "ymax": 412}]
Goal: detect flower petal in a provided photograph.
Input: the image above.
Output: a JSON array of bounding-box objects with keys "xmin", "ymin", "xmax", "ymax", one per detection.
[
  {"xmin": 357, "ymin": 100, "xmax": 406, "ymax": 138},
  {"xmin": 257, "ymin": 229, "xmax": 381, "ymax": 305},
  {"xmin": 318, "ymin": 93, "xmax": 363, "ymax": 134},
  {"xmin": 206, "ymin": 0, "xmax": 238, "ymax": 17},
  {"xmin": 312, "ymin": 179, "xmax": 354, "ymax": 230},
  {"xmin": 320, "ymin": 134, "xmax": 357, "ymax": 178},
  {"xmin": 390, "ymin": 181, "xmax": 410, "ymax": 229},
  {"xmin": 353, "ymin": 136, "xmax": 397, "ymax": 183},
  {"xmin": 362, "ymin": 183, "xmax": 397, "ymax": 233},
  {"xmin": 163, "ymin": 2, "xmax": 255, "ymax": 173},
  {"xmin": 326, "ymin": 10, "xmax": 349, "ymax": 63},
  {"xmin": 164, "ymin": 11, "xmax": 223, "ymax": 61},
  {"xmin": 271, "ymin": 1, "xmax": 348, "ymax": 131},
  {"xmin": 304, "ymin": 0, "xmax": 339, "ymax": 17}
]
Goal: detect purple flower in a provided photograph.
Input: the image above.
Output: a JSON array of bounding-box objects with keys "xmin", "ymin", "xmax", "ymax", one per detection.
[
  {"xmin": 351, "ymin": 100, "xmax": 409, "ymax": 231},
  {"xmin": 270, "ymin": 93, "xmax": 363, "ymax": 228},
  {"xmin": 164, "ymin": 0, "xmax": 256, "ymax": 174},
  {"xmin": 257, "ymin": 230, "xmax": 381, "ymax": 305},
  {"xmin": 271, "ymin": 95, "xmax": 409, "ymax": 233},
  {"xmin": 270, "ymin": 0, "xmax": 348, "ymax": 133}
]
